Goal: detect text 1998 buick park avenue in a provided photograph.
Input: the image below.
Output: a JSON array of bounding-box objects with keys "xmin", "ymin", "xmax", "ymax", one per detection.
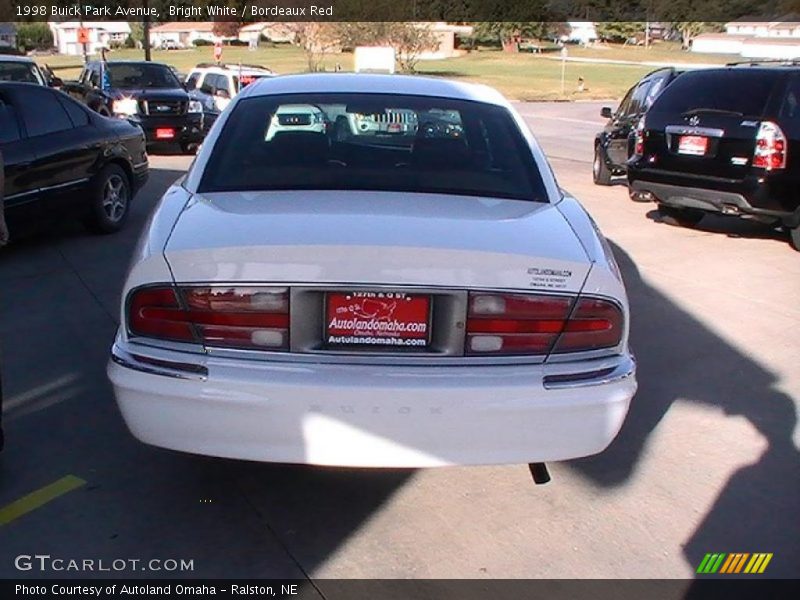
[{"xmin": 108, "ymin": 74, "xmax": 637, "ymax": 469}]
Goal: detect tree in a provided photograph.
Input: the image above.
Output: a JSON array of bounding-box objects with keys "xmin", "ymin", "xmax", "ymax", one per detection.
[
  {"xmin": 291, "ymin": 23, "xmax": 341, "ymax": 72},
  {"xmin": 16, "ymin": 23, "xmax": 53, "ymax": 51},
  {"xmin": 212, "ymin": 21, "xmax": 242, "ymax": 40},
  {"xmin": 671, "ymin": 22, "xmax": 722, "ymax": 49},
  {"xmin": 473, "ymin": 22, "xmax": 552, "ymax": 52},
  {"xmin": 596, "ymin": 22, "xmax": 646, "ymax": 44},
  {"xmin": 389, "ymin": 24, "xmax": 438, "ymax": 73}
]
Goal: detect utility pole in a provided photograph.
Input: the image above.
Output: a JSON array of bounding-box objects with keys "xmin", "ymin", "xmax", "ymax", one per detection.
[{"xmin": 143, "ymin": 0, "xmax": 151, "ymax": 61}]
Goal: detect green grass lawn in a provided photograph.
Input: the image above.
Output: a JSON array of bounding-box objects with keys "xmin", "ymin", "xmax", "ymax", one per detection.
[{"xmin": 36, "ymin": 42, "xmax": 716, "ymax": 102}]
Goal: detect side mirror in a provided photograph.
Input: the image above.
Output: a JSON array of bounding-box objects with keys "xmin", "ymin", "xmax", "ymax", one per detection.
[
  {"xmin": 600, "ymin": 106, "xmax": 613, "ymax": 119},
  {"xmin": 49, "ymin": 76, "xmax": 64, "ymax": 88}
]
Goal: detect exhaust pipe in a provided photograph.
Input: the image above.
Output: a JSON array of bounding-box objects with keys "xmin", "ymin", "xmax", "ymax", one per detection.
[
  {"xmin": 630, "ymin": 190, "xmax": 655, "ymax": 203},
  {"xmin": 528, "ymin": 462, "xmax": 551, "ymax": 485}
]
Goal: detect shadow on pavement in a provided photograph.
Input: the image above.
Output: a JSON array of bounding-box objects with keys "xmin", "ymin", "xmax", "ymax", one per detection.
[
  {"xmin": 645, "ymin": 208, "xmax": 790, "ymax": 246},
  {"xmin": 568, "ymin": 240, "xmax": 799, "ymax": 577},
  {"xmin": 0, "ymin": 165, "xmax": 410, "ymax": 581}
]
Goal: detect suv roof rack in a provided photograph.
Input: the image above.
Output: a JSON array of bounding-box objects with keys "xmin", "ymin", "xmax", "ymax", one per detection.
[
  {"xmin": 194, "ymin": 62, "xmax": 272, "ymax": 71},
  {"xmin": 726, "ymin": 59, "xmax": 800, "ymax": 67}
]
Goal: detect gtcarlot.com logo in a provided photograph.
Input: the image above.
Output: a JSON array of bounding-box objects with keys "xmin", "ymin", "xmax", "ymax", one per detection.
[
  {"xmin": 696, "ymin": 552, "xmax": 773, "ymax": 574},
  {"xmin": 14, "ymin": 554, "xmax": 194, "ymax": 572}
]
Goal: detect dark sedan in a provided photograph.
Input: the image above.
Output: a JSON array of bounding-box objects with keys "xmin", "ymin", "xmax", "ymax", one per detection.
[{"xmin": 0, "ymin": 82, "xmax": 148, "ymax": 238}]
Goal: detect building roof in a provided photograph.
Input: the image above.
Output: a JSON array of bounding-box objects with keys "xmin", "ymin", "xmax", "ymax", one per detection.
[
  {"xmin": 152, "ymin": 22, "xmax": 216, "ymax": 33},
  {"xmin": 240, "ymin": 73, "xmax": 509, "ymax": 107},
  {"xmin": 51, "ymin": 21, "xmax": 131, "ymax": 33},
  {"xmin": 239, "ymin": 22, "xmax": 269, "ymax": 33}
]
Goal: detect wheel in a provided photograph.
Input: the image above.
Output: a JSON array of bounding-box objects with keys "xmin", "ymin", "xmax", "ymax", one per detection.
[
  {"xmin": 657, "ymin": 204, "xmax": 705, "ymax": 227},
  {"xmin": 790, "ymin": 225, "xmax": 800, "ymax": 252},
  {"xmin": 592, "ymin": 145, "xmax": 612, "ymax": 185},
  {"xmin": 180, "ymin": 142, "xmax": 198, "ymax": 155},
  {"xmin": 84, "ymin": 165, "xmax": 131, "ymax": 234}
]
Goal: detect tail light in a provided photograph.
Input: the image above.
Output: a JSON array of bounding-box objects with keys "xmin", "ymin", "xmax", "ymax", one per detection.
[
  {"xmin": 466, "ymin": 293, "xmax": 623, "ymax": 356},
  {"xmin": 753, "ymin": 121, "xmax": 787, "ymax": 170},
  {"xmin": 634, "ymin": 117, "xmax": 646, "ymax": 156},
  {"xmin": 128, "ymin": 286, "xmax": 289, "ymax": 350}
]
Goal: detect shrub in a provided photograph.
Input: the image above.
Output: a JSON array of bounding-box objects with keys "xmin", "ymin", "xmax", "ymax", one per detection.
[
  {"xmin": 124, "ymin": 35, "xmax": 136, "ymax": 49},
  {"xmin": 16, "ymin": 23, "xmax": 53, "ymax": 52},
  {"xmin": 193, "ymin": 39, "xmax": 213, "ymax": 47}
]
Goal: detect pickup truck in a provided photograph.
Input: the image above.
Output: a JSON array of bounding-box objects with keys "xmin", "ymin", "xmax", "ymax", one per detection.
[{"xmin": 62, "ymin": 60, "xmax": 204, "ymax": 153}]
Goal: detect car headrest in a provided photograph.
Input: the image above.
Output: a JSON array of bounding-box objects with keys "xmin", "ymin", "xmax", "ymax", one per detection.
[
  {"xmin": 411, "ymin": 137, "xmax": 470, "ymax": 169},
  {"xmin": 267, "ymin": 131, "xmax": 329, "ymax": 165}
]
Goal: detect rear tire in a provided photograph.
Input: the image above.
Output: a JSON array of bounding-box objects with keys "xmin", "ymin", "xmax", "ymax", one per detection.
[
  {"xmin": 657, "ymin": 204, "xmax": 705, "ymax": 227},
  {"xmin": 790, "ymin": 225, "xmax": 800, "ymax": 252},
  {"xmin": 180, "ymin": 142, "xmax": 197, "ymax": 155},
  {"xmin": 84, "ymin": 164, "xmax": 131, "ymax": 234},
  {"xmin": 593, "ymin": 145, "xmax": 612, "ymax": 186}
]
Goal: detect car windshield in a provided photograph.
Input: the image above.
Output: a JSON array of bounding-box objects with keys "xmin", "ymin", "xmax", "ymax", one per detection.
[
  {"xmin": 107, "ymin": 63, "xmax": 181, "ymax": 89},
  {"xmin": 199, "ymin": 93, "xmax": 547, "ymax": 202},
  {"xmin": 0, "ymin": 61, "xmax": 45, "ymax": 85},
  {"xmin": 649, "ymin": 70, "xmax": 780, "ymax": 117}
]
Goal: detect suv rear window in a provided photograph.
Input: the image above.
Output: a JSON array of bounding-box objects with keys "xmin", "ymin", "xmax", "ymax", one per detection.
[
  {"xmin": 199, "ymin": 93, "xmax": 548, "ymax": 202},
  {"xmin": 649, "ymin": 70, "xmax": 781, "ymax": 117}
]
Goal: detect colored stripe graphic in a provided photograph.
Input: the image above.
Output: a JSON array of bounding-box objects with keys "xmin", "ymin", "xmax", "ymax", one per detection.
[
  {"xmin": 697, "ymin": 553, "xmax": 727, "ymax": 574},
  {"xmin": 700, "ymin": 552, "xmax": 774, "ymax": 575}
]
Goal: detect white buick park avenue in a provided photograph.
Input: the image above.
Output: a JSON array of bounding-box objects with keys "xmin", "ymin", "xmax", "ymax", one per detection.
[{"xmin": 108, "ymin": 74, "xmax": 637, "ymax": 471}]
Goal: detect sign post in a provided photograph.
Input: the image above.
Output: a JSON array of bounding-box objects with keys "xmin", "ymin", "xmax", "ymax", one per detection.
[
  {"xmin": 560, "ymin": 46, "xmax": 568, "ymax": 96},
  {"xmin": 213, "ymin": 40, "xmax": 223, "ymax": 64},
  {"xmin": 78, "ymin": 25, "xmax": 90, "ymax": 64}
]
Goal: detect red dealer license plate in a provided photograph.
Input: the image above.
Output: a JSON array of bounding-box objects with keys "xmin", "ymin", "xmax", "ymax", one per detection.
[
  {"xmin": 678, "ymin": 135, "xmax": 708, "ymax": 156},
  {"xmin": 326, "ymin": 292, "xmax": 431, "ymax": 348},
  {"xmin": 155, "ymin": 128, "xmax": 175, "ymax": 140}
]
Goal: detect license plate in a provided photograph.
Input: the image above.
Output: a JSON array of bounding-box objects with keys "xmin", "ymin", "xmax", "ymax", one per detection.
[
  {"xmin": 155, "ymin": 128, "xmax": 175, "ymax": 140},
  {"xmin": 326, "ymin": 292, "xmax": 430, "ymax": 348},
  {"xmin": 678, "ymin": 135, "xmax": 708, "ymax": 156}
]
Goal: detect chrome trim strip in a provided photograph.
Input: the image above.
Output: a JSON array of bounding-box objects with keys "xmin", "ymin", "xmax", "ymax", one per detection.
[
  {"xmin": 110, "ymin": 343, "xmax": 208, "ymax": 380},
  {"xmin": 543, "ymin": 355, "xmax": 636, "ymax": 390},
  {"xmin": 665, "ymin": 125, "xmax": 725, "ymax": 138}
]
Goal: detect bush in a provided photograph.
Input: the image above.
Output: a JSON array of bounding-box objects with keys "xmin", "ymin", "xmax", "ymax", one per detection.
[
  {"xmin": 226, "ymin": 39, "xmax": 248, "ymax": 46},
  {"xmin": 109, "ymin": 40, "xmax": 125, "ymax": 50},
  {"xmin": 16, "ymin": 23, "xmax": 53, "ymax": 52},
  {"xmin": 0, "ymin": 46, "xmax": 24, "ymax": 56},
  {"xmin": 193, "ymin": 39, "xmax": 213, "ymax": 47},
  {"xmin": 124, "ymin": 35, "xmax": 136, "ymax": 49}
]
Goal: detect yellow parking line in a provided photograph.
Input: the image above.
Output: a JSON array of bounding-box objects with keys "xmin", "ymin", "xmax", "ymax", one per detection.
[{"xmin": 0, "ymin": 475, "xmax": 86, "ymax": 526}]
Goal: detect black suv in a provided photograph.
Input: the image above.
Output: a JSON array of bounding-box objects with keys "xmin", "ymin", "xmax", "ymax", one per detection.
[
  {"xmin": 627, "ymin": 64, "xmax": 800, "ymax": 250},
  {"xmin": 62, "ymin": 60, "xmax": 204, "ymax": 153},
  {"xmin": 594, "ymin": 68, "xmax": 682, "ymax": 185}
]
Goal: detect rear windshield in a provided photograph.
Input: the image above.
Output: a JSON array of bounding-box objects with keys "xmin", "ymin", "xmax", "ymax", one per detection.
[
  {"xmin": 649, "ymin": 70, "xmax": 781, "ymax": 117},
  {"xmin": 0, "ymin": 61, "xmax": 45, "ymax": 85},
  {"xmin": 198, "ymin": 93, "xmax": 548, "ymax": 202},
  {"xmin": 107, "ymin": 63, "xmax": 181, "ymax": 89}
]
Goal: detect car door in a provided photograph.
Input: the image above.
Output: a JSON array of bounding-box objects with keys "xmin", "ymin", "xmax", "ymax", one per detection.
[
  {"xmin": 607, "ymin": 79, "xmax": 650, "ymax": 166},
  {"xmin": 12, "ymin": 86, "xmax": 101, "ymax": 216},
  {"xmin": 0, "ymin": 88, "xmax": 41, "ymax": 224}
]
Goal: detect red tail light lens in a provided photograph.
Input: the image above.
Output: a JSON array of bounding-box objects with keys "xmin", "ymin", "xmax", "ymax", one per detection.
[
  {"xmin": 466, "ymin": 292, "xmax": 623, "ymax": 356},
  {"xmin": 128, "ymin": 286, "xmax": 289, "ymax": 350},
  {"xmin": 753, "ymin": 121, "xmax": 787, "ymax": 170},
  {"xmin": 634, "ymin": 117, "xmax": 646, "ymax": 156}
]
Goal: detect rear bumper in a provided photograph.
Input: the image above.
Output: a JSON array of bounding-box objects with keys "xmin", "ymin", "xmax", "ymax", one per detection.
[
  {"xmin": 628, "ymin": 166, "xmax": 800, "ymax": 225},
  {"xmin": 108, "ymin": 342, "xmax": 636, "ymax": 468}
]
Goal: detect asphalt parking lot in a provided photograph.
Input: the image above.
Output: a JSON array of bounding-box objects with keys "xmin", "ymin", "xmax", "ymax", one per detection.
[{"xmin": 0, "ymin": 102, "xmax": 798, "ymax": 582}]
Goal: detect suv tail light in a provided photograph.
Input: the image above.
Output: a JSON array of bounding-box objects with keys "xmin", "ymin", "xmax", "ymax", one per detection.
[
  {"xmin": 128, "ymin": 286, "xmax": 289, "ymax": 350},
  {"xmin": 753, "ymin": 121, "xmax": 787, "ymax": 170},
  {"xmin": 465, "ymin": 293, "xmax": 623, "ymax": 356},
  {"xmin": 634, "ymin": 116, "xmax": 646, "ymax": 156}
]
